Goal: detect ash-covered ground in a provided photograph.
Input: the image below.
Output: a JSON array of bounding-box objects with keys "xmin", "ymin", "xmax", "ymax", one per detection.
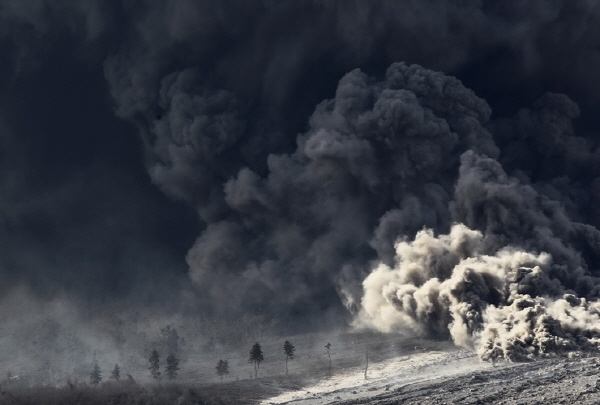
[
  {"xmin": 2, "ymin": 329, "xmax": 598, "ymax": 405},
  {"xmin": 258, "ymin": 332, "xmax": 600, "ymax": 405},
  {"xmin": 341, "ymin": 355, "xmax": 600, "ymax": 405},
  {"xmin": 265, "ymin": 346, "xmax": 600, "ymax": 405}
]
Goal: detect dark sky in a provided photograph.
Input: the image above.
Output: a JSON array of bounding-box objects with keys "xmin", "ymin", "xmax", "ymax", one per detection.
[
  {"xmin": 2, "ymin": 0, "xmax": 600, "ymax": 331},
  {"xmin": 0, "ymin": 4, "xmax": 200, "ymax": 305}
]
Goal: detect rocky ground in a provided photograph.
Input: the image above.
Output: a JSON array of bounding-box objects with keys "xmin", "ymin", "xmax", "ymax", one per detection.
[{"xmin": 263, "ymin": 349, "xmax": 600, "ymax": 405}]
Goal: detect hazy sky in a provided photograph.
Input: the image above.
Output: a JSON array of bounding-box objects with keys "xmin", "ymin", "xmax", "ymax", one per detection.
[{"xmin": 2, "ymin": 1, "xmax": 600, "ymax": 332}]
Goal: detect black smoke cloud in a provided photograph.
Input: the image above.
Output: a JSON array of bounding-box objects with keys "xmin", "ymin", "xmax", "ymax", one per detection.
[
  {"xmin": 180, "ymin": 62, "xmax": 500, "ymax": 318},
  {"xmin": 2, "ymin": 0, "xmax": 600, "ymax": 358}
]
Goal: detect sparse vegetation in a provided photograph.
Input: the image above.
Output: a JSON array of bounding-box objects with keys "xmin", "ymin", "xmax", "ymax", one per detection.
[
  {"xmin": 283, "ymin": 340, "xmax": 295, "ymax": 375},
  {"xmin": 0, "ymin": 381, "xmax": 235, "ymax": 405},
  {"xmin": 89, "ymin": 351, "xmax": 102, "ymax": 385},
  {"xmin": 0, "ymin": 331, "xmax": 435, "ymax": 405},
  {"xmin": 249, "ymin": 343, "xmax": 264, "ymax": 378},
  {"xmin": 149, "ymin": 349, "xmax": 161, "ymax": 379},
  {"xmin": 325, "ymin": 342, "xmax": 332, "ymax": 376},
  {"xmin": 110, "ymin": 364, "xmax": 120, "ymax": 381},
  {"xmin": 0, "ymin": 375, "xmax": 315, "ymax": 405},
  {"xmin": 215, "ymin": 359, "xmax": 229, "ymax": 382},
  {"xmin": 166, "ymin": 354, "xmax": 180, "ymax": 379},
  {"xmin": 364, "ymin": 350, "xmax": 368, "ymax": 379}
]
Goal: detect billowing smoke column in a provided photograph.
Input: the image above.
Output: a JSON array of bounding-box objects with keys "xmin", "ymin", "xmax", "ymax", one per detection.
[
  {"xmin": 134, "ymin": 62, "xmax": 501, "ymax": 318},
  {"xmin": 358, "ymin": 222, "xmax": 600, "ymax": 361},
  {"xmin": 126, "ymin": 53, "xmax": 600, "ymax": 359},
  {"xmin": 357, "ymin": 150, "xmax": 600, "ymax": 361},
  {"xmin": 352, "ymin": 74, "xmax": 600, "ymax": 361},
  {"xmin": 4, "ymin": 0, "xmax": 600, "ymax": 362},
  {"xmin": 104, "ymin": 7, "xmax": 600, "ymax": 354}
]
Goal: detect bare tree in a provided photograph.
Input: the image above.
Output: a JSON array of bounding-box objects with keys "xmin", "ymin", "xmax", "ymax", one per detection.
[
  {"xmin": 325, "ymin": 343, "xmax": 332, "ymax": 376},
  {"xmin": 215, "ymin": 359, "xmax": 229, "ymax": 382},
  {"xmin": 283, "ymin": 340, "xmax": 295, "ymax": 375},
  {"xmin": 248, "ymin": 342, "xmax": 264, "ymax": 378}
]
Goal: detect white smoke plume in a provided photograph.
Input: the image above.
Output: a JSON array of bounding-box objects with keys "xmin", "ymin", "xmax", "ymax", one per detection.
[{"xmin": 356, "ymin": 152, "xmax": 600, "ymax": 361}]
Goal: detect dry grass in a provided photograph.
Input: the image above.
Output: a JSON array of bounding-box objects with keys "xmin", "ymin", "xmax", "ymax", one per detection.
[{"xmin": 0, "ymin": 373, "xmax": 320, "ymax": 405}]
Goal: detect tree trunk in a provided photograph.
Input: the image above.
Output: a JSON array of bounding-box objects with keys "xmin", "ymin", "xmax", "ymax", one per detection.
[
  {"xmin": 286, "ymin": 356, "xmax": 288, "ymax": 375},
  {"xmin": 364, "ymin": 350, "xmax": 369, "ymax": 380}
]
